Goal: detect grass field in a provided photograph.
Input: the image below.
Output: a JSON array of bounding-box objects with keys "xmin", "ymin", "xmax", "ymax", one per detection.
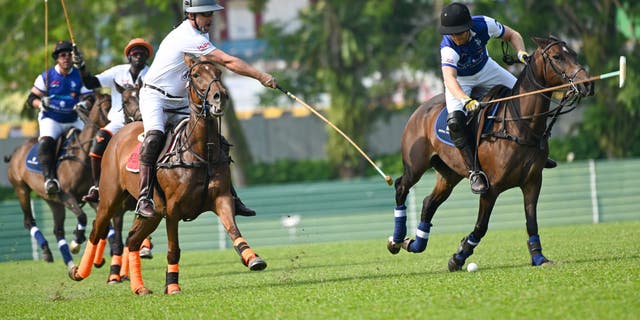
[{"xmin": 0, "ymin": 221, "xmax": 638, "ymax": 320}]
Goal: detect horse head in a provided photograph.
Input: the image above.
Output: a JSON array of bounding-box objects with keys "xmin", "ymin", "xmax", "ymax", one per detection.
[
  {"xmin": 114, "ymin": 80, "xmax": 142, "ymax": 123},
  {"xmin": 530, "ymin": 36, "xmax": 594, "ymax": 97},
  {"xmin": 76, "ymin": 93, "xmax": 111, "ymax": 128},
  {"xmin": 184, "ymin": 54, "xmax": 228, "ymax": 117}
]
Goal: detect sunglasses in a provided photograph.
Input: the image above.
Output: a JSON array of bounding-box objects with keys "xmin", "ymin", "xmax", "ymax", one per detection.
[
  {"xmin": 199, "ymin": 11, "xmax": 214, "ymax": 17},
  {"xmin": 57, "ymin": 52, "xmax": 72, "ymax": 58}
]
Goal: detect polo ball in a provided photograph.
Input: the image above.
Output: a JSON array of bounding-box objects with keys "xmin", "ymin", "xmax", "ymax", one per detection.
[{"xmin": 466, "ymin": 262, "xmax": 478, "ymax": 272}]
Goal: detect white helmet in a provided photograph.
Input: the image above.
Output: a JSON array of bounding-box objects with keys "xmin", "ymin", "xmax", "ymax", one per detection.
[{"xmin": 183, "ymin": 0, "xmax": 224, "ymax": 13}]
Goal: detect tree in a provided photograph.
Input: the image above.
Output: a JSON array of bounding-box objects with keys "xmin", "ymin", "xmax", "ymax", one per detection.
[{"xmin": 261, "ymin": 0, "xmax": 438, "ymax": 178}]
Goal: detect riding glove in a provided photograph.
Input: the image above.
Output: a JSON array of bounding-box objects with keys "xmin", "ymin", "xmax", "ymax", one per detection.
[
  {"xmin": 517, "ymin": 50, "xmax": 529, "ymax": 64},
  {"xmin": 72, "ymin": 45, "xmax": 85, "ymax": 70},
  {"xmin": 75, "ymin": 100, "xmax": 90, "ymax": 111},
  {"xmin": 40, "ymin": 96, "xmax": 51, "ymax": 111},
  {"xmin": 462, "ymin": 97, "xmax": 479, "ymax": 112}
]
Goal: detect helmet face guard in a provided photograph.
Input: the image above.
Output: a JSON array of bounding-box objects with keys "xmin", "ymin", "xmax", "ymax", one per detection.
[
  {"xmin": 183, "ymin": 0, "xmax": 224, "ymax": 14},
  {"xmin": 438, "ymin": 2, "xmax": 472, "ymax": 35},
  {"xmin": 52, "ymin": 40, "xmax": 73, "ymax": 59}
]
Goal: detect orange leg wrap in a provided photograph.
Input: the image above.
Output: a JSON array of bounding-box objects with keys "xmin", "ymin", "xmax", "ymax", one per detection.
[
  {"xmin": 120, "ymin": 247, "xmax": 130, "ymax": 278},
  {"xmin": 76, "ymin": 241, "xmax": 97, "ymax": 279},
  {"xmin": 128, "ymin": 251, "xmax": 144, "ymax": 294},
  {"xmin": 233, "ymin": 237, "xmax": 257, "ymax": 265},
  {"xmin": 111, "ymin": 254, "xmax": 122, "ymax": 267},
  {"xmin": 93, "ymin": 238, "xmax": 106, "ymax": 266},
  {"xmin": 167, "ymin": 264, "xmax": 179, "ymax": 273}
]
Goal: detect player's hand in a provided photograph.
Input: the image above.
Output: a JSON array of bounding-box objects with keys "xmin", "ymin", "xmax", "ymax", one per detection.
[
  {"xmin": 72, "ymin": 45, "xmax": 85, "ymax": 69},
  {"xmin": 261, "ymin": 74, "xmax": 277, "ymax": 89},
  {"xmin": 40, "ymin": 96, "xmax": 51, "ymax": 111},
  {"xmin": 517, "ymin": 50, "xmax": 529, "ymax": 64},
  {"xmin": 74, "ymin": 100, "xmax": 90, "ymax": 111},
  {"xmin": 463, "ymin": 97, "xmax": 479, "ymax": 112}
]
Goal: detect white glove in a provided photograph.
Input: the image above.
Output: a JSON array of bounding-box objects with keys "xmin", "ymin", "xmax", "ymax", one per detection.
[
  {"xmin": 72, "ymin": 45, "xmax": 85, "ymax": 69},
  {"xmin": 41, "ymin": 96, "xmax": 51, "ymax": 111},
  {"xmin": 517, "ymin": 50, "xmax": 529, "ymax": 64},
  {"xmin": 75, "ymin": 100, "xmax": 90, "ymax": 111}
]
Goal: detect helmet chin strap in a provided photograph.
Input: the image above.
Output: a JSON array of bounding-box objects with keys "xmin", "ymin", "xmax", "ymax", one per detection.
[{"xmin": 188, "ymin": 14, "xmax": 209, "ymax": 34}]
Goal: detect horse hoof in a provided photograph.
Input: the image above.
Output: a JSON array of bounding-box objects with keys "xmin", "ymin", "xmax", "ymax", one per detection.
[
  {"xmin": 107, "ymin": 275, "xmax": 121, "ymax": 284},
  {"xmin": 401, "ymin": 238, "xmax": 414, "ymax": 251},
  {"xmin": 134, "ymin": 287, "xmax": 153, "ymax": 295},
  {"xmin": 248, "ymin": 257, "xmax": 267, "ymax": 271},
  {"xmin": 165, "ymin": 284, "xmax": 181, "ymax": 295},
  {"xmin": 140, "ymin": 247, "xmax": 153, "ymax": 259},
  {"xmin": 387, "ymin": 236, "xmax": 402, "ymax": 255},
  {"xmin": 70, "ymin": 240, "xmax": 81, "ymax": 254},
  {"xmin": 68, "ymin": 266, "xmax": 83, "ymax": 281},
  {"xmin": 447, "ymin": 255, "xmax": 463, "ymax": 272},
  {"xmin": 120, "ymin": 275, "xmax": 129, "ymax": 282},
  {"xmin": 94, "ymin": 258, "xmax": 106, "ymax": 269},
  {"xmin": 42, "ymin": 245, "xmax": 54, "ymax": 263}
]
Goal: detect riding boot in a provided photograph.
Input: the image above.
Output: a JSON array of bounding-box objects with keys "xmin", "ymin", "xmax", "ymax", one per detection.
[
  {"xmin": 447, "ymin": 110, "xmax": 488, "ymax": 194},
  {"xmin": 136, "ymin": 163, "xmax": 156, "ymax": 218},
  {"xmin": 231, "ymin": 185, "xmax": 256, "ymax": 217},
  {"xmin": 38, "ymin": 136, "xmax": 60, "ymax": 195},
  {"xmin": 82, "ymin": 156, "xmax": 101, "ymax": 202},
  {"xmin": 544, "ymin": 158, "xmax": 557, "ymax": 169},
  {"xmin": 135, "ymin": 130, "xmax": 165, "ymax": 219}
]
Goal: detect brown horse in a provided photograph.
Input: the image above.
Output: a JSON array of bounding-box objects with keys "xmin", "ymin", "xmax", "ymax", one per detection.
[
  {"xmin": 387, "ymin": 36, "xmax": 594, "ymax": 270},
  {"xmin": 5, "ymin": 93, "xmax": 110, "ymax": 269},
  {"xmin": 69, "ymin": 55, "xmax": 266, "ymax": 295},
  {"xmin": 114, "ymin": 79, "xmax": 143, "ymax": 124}
]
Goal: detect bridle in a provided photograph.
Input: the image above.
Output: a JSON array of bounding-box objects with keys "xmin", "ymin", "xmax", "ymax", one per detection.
[{"xmin": 187, "ymin": 61, "xmax": 224, "ymax": 118}]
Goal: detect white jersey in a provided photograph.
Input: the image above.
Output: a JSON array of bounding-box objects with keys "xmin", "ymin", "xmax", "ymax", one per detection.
[
  {"xmin": 143, "ymin": 20, "xmax": 217, "ymax": 102},
  {"xmin": 96, "ymin": 64, "xmax": 149, "ymax": 123}
]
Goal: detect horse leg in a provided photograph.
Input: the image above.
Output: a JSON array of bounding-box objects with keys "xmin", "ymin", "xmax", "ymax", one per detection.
[
  {"xmin": 107, "ymin": 213, "xmax": 125, "ymax": 284},
  {"xmin": 447, "ymin": 193, "xmax": 497, "ymax": 272},
  {"xmin": 59, "ymin": 193, "xmax": 88, "ymax": 254},
  {"xmin": 164, "ymin": 217, "xmax": 181, "ymax": 295},
  {"xmin": 47, "ymin": 201, "xmax": 76, "ymax": 270},
  {"xmin": 404, "ymin": 165, "xmax": 462, "ymax": 254},
  {"xmin": 388, "ymin": 152, "xmax": 431, "ymax": 253},
  {"xmin": 217, "ymin": 196, "xmax": 267, "ymax": 271},
  {"xmin": 126, "ymin": 215, "xmax": 162, "ymax": 295},
  {"xmin": 522, "ymin": 178, "xmax": 553, "ymax": 266},
  {"xmin": 69, "ymin": 201, "xmax": 118, "ymax": 281},
  {"xmin": 16, "ymin": 184, "xmax": 53, "ymax": 262}
]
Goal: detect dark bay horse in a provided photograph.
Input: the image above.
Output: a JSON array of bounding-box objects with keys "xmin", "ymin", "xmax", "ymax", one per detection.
[
  {"xmin": 69, "ymin": 55, "xmax": 266, "ymax": 295},
  {"xmin": 387, "ymin": 36, "xmax": 594, "ymax": 270},
  {"xmin": 5, "ymin": 93, "xmax": 110, "ymax": 269}
]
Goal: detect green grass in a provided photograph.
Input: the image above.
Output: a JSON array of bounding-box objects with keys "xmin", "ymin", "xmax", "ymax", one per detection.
[{"xmin": 0, "ymin": 221, "xmax": 638, "ymax": 320}]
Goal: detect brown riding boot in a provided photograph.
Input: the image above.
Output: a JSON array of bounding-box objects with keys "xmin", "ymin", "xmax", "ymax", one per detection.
[
  {"xmin": 136, "ymin": 163, "xmax": 156, "ymax": 218},
  {"xmin": 231, "ymin": 185, "xmax": 256, "ymax": 217},
  {"xmin": 544, "ymin": 158, "xmax": 557, "ymax": 169},
  {"xmin": 82, "ymin": 157, "xmax": 101, "ymax": 203}
]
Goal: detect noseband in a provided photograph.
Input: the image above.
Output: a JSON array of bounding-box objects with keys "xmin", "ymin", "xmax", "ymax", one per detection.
[{"xmin": 187, "ymin": 61, "xmax": 224, "ymax": 118}]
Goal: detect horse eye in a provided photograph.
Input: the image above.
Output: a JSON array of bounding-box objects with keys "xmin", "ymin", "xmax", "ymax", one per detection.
[
  {"xmin": 552, "ymin": 54, "xmax": 562, "ymax": 60},
  {"xmin": 192, "ymin": 73, "xmax": 199, "ymax": 79}
]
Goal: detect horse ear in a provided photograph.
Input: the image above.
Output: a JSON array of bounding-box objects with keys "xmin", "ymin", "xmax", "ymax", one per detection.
[
  {"xmin": 184, "ymin": 53, "xmax": 198, "ymax": 67},
  {"xmin": 532, "ymin": 37, "xmax": 548, "ymax": 48},
  {"xmin": 114, "ymin": 80, "xmax": 125, "ymax": 94}
]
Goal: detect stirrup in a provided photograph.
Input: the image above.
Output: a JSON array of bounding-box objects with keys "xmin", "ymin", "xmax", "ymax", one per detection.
[
  {"xmin": 82, "ymin": 186, "xmax": 100, "ymax": 202},
  {"xmin": 468, "ymin": 170, "xmax": 489, "ymax": 194},
  {"xmin": 135, "ymin": 197, "xmax": 156, "ymax": 218},
  {"xmin": 44, "ymin": 178, "xmax": 61, "ymax": 195}
]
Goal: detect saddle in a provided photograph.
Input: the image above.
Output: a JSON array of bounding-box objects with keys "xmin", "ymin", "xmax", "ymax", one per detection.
[
  {"xmin": 25, "ymin": 128, "xmax": 80, "ymax": 174},
  {"xmin": 434, "ymin": 86, "xmax": 512, "ymax": 147},
  {"xmin": 126, "ymin": 118, "xmax": 231, "ymax": 173}
]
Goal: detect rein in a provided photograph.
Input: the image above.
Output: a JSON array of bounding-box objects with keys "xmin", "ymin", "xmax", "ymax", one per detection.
[
  {"xmin": 157, "ymin": 61, "xmax": 229, "ymax": 172},
  {"xmin": 481, "ymin": 40, "xmax": 586, "ymax": 148}
]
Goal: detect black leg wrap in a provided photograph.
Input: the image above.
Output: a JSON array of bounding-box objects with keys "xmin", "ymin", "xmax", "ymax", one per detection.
[
  {"xmin": 110, "ymin": 264, "xmax": 121, "ymax": 276},
  {"xmin": 166, "ymin": 272, "xmax": 179, "ymax": 285},
  {"xmin": 448, "ymin": 235, "xmax": 478, "ymax": 272}
]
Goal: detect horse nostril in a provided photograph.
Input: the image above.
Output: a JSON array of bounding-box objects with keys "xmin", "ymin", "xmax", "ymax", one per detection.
[{"xmin": 213, "ymin": 92, "xmax": 221, "ymax": 102}]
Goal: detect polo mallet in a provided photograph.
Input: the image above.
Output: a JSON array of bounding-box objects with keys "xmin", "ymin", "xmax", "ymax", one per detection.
[
  {"xmin": 277, "ymin": 85, "xmax": 393, "ymax": 186},
  {"xmin": 482, "ymin": 56, "xmax": 627, "ymax": 105},
  {"xmin": 60, "ymin": 0, "xmax": 76, "ymax": 45}
]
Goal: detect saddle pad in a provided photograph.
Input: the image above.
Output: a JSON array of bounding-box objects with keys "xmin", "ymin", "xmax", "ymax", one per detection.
[
  {"xmin": 125, "ymin": 142, "xmax": 142, "ymax": 173},
  {"xmin": 434, "ymin": 105, "xmax": 501, "ymax": 147},
  {"xmin": 25, "ymin": 143, "xmax": 43, "ymax": 174}
]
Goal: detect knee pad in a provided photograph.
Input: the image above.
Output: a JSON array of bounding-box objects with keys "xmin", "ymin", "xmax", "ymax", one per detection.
[
  {"xmin": 140, "ymin": 130, "xmax": 165, "ymax": 165},
  {"xmin": 89, "ymin": 129, "xmax": 112, "ymax": 158}
]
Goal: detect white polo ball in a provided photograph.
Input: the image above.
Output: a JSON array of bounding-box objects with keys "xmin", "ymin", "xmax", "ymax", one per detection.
[{"xmin": 466, "ymin": 262, "xmax": 478, "ymax": 272}]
